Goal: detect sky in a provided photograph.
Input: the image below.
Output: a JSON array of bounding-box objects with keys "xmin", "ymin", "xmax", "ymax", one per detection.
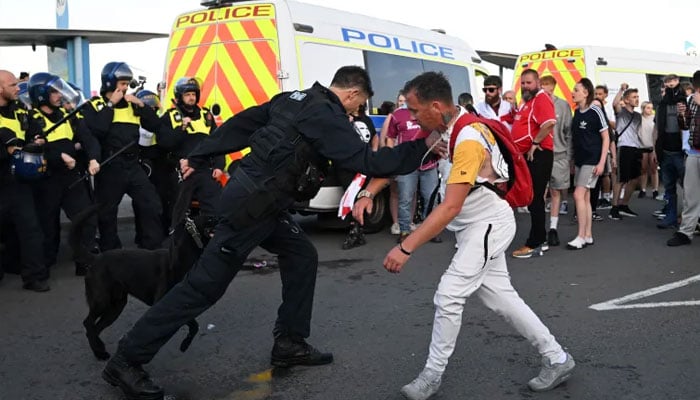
[{"xmin": 1, "ymin": 0, "xmax": 699, "ymax": 95}]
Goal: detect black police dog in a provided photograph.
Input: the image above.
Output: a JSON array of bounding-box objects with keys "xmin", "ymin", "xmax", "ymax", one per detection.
[{"xmin": 70, "ymin": 204, "xmax": 217, "ymax": 360}]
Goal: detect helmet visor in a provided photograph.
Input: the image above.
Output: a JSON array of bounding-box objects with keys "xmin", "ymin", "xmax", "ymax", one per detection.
[{"xmin": 47, "ymin": 78, "xmax": 84, "ymax": 108}]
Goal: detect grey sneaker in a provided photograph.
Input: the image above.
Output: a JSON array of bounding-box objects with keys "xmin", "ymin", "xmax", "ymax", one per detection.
[
  {"xmin": 400, "ymin": 368, "xmax": 442, "ymax": 400},
  {"xmin": 528, "ymin": 353, "xmax": 575, "ymax": 392}
]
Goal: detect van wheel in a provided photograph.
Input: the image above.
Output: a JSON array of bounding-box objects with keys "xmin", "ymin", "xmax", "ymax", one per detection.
[{"xmin": 362, "ymin": 189, "xmax": 390, "ymax": 234}]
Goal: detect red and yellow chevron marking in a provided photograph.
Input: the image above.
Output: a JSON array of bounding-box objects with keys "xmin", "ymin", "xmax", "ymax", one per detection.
[
  {"xmin": 165, "ymin": 4, "xmax": 281, "ymax": 121},
  {"xmin": 165, "ymin": 4, "xmax": 282, "ymax": 172},
  {"xmin": 513, "ymin": 49, "xmax": 586, "ymax": 110}
]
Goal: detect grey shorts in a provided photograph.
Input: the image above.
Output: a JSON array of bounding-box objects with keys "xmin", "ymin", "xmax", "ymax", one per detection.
[
  {"xmin": 574, "ymin": 165, "xmax": 599, "ymax": 188},
  {"xmin": 550, "ymin": 157, "xmax": 570, "ymax": 190}
]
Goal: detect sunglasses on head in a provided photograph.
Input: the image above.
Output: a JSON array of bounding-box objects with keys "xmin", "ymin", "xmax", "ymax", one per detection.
[{"xmin": 482, "ymin": 87, "xmax": 499, "ymax": 93}]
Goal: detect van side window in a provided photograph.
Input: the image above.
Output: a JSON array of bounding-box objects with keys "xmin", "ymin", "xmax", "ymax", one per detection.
[{"xmin": 364, "ymin": 51, "xmax": 470, "ymax": 112}]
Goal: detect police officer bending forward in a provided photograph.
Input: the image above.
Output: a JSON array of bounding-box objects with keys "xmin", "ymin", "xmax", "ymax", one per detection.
[
  {"xmin": 82, "ymin": 62, "xmax": 163, "ymax": 251},
  {"xmin": 102, "ymin": 66, "xmax": 443, "ymax": 399},
  {"xmin": 157, "ymin": 77, "xmax": 222, "ymax": 216}
]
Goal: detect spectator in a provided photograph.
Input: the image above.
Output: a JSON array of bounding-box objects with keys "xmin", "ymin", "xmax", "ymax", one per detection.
[
  {"xmin": 567, "ymin": 78, "xmax": 609, "ymax": 249},
  {"xmin": 638, "ymin": 101, "xmax": 659, "ymax": 199},
  {"xmin": 503, "ymin": 90, "xmax": 517, "ymax": 108},
  {"xmin": 475, "ymin": 75, "xmax": 514, "ymax": 130},
  {"xmin": 457, "ymin": 92, "xmax": 473, "ymax": 107},
  {"xmin": 378, "ymin": 100, "xmax": 395, "ymax": 116},
  {"xmin": 511, "ymin": 69, "xmax": 556, "ymax": 259},
  {"xmin": 654, "ymin": 74, "xmax": 686, "ymax": 229},
  {"xmin": 540, "ymin": 75, "xmax": 572, "ymax": 247},
  {"xmin": 594, "ymin": 85, "xmax": 616, "ymax": 208},
  {"xmin": 386, "ymin": 94, "xmax": 441, "ymax": 243},
  {"xmin": 668, "ymin": 70, "xmax": 700, "ymax": 246},
  {"xmin": 609, "ymin": 85, "xmax": 642, "ymax": 220},
  {"xmin": 18, "ymin": 72, "xmax": 29, "ymax": 82},
  {"xmin": 379, "ymin": 90, "xmax": 407, "ymax": 235}
]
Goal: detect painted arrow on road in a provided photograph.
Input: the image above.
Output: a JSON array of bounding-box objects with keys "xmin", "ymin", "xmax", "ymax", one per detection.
[{"xmin": 590, "ymin": 274, "xmax": 700, "ymax": 311}]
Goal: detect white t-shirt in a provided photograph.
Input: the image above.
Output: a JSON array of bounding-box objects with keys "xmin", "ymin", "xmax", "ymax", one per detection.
[{"xmin": 475, "ymin": 100, "xmax": 513, "ymax": 131}]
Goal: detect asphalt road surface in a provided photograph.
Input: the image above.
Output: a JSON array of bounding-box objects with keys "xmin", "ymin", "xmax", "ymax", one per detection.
[{"xmin": 1, "ymin": 197, "xmax": 699, "ymax": 400}]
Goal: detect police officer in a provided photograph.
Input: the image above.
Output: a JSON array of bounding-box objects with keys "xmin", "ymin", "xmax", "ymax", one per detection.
[
  {"xmin": 157, "ymin": 77, "xmax": 222, "ymax": 216},
  {"xmin": 102, "ymin": 66, "xmax": 443, "ymax": 400},
  {"xmin": 0, "ymin": 69, "xmax": 50, "ymax": 292},
  {"xmin": 82, "ymin": 62, "xmax": 163, "ymax": 251},
  {"xmin": 133, "ymin": 90, "xmax": 177, "ymax": 239},
  {"xmin": 26, "ymin": 73, "xmax": 101, "ymax": 276}
]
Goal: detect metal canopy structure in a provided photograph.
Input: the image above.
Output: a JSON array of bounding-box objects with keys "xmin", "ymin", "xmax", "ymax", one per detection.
[
  {"xmin": 476, "ymin": 50, "xmax": 518, "ymax": 78},
  {"xmin": 0, "ymin": 29, "xmax": 167, "ymax": 47},
  {"xmin": 0, "ymin": 28, "xmax": 167, "ymax": 94}
]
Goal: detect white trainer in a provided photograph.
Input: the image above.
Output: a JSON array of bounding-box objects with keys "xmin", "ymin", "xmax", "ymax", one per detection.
[
  {"xmin": 528, "ymin": 352, "xmax": 575, "ymax": 392},
  {"xmin": 390, "ymin": 223, "xmax": 400, "ymax": 235},
  {"xmin": 400, "ymin": 368, "xmax": 442, "ymax": 400}
]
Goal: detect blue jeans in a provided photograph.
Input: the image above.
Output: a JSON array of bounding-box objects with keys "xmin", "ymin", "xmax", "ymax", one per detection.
[
  {"xmin": 660, "ymin": 151, "xmax": 685, "ymax": 224},
  {"xmin": 396, "ymin": 168, "xmax": 439, "ymax": 233}
]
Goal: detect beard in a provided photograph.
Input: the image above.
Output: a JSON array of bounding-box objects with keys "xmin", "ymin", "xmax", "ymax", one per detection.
[
  {"xmin": 486, "ymin": 95, "xmax": 500, "ymax": 106},
  {"xmin": 521, "ymin": 88, "xmax": 538, "ymax": 103}
]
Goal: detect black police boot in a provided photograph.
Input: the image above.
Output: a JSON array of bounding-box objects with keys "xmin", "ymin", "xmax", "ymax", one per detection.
[
  {"xmin": 102, "ymin": 352, "xmax": 164, "ymax": 400},
  {"xmin": 271, "ymin": 335, "xmax": 333, "ymax": 368}
]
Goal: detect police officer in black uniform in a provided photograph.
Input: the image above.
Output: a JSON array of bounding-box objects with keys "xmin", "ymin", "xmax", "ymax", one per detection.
[
  {"xmin": 102, "ymin": 66, "xmax": 443, "ymax": 400},
  {"xmin": 26, "ymin": 73, "xmax": 101, "ymax": 276},
  {"xmin": 82, "ymin": 62, "xmax": 163, "ymax": 251},
  {"xmin": 0, "ymin": 69, "xmax": 50, "ymax": 292},
  {"xmin": 157, "ymin": 77, "xmax": 222, "ymax": 216},
  {"xmin": 133, "ymin": 90, "xmax": 177, "ymax": 239}
]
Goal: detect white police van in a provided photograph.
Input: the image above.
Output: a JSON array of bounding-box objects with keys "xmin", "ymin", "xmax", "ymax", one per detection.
[{"xmin": 165, "ymin": 0, "xmax": 489, "ymax": 231}]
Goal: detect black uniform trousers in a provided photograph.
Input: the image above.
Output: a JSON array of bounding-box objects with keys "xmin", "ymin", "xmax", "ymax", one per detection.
[
  {"xmin": 33, "ymin": 170, "xmax": 96, "ymax": 267},
  {"xmin": 525, "ymin": 149, "xmax": 554, "ymax": 249},
  {"xmin": 134, "ymin": 155, "xmax": 178, "ymax": 244},
  {"xmin": 187, "ymin": 169, "xmax": 222, "ymax": 216},
  {"xmin": 0, "ymin": 182, "xmax": 48, "ymax": 283},
  {"xmin": 95, "ymin": 156, "xmax": 164, "ymax": 251},
  {"xmin": 118, "ymin": 210, "xmax": 317, "ymax": 365}
]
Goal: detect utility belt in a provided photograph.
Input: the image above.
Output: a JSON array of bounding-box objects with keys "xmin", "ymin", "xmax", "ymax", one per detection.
[{"xmin": 106, "ymin": 148, "xmax": 140, "ymax": 160}]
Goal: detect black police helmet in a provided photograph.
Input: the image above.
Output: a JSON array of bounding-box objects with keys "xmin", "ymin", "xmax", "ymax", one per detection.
[
  {"xmin": 135, "ymin": 90, "xmax": 161, "ymax": 110},
  {"xmin": 174, "ymin": 77, "xmax": 201, "ymax": 104},
  {"xmin": 100, "ymin": 62, "xmax": 133, "ymax": 95},
  {"xmin": 27, "ymin": 72, "xmax": 60, "ymax": 107}
]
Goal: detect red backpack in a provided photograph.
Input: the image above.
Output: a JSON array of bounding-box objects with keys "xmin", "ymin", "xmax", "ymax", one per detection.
[{"xmin": 449, "ymin": 113, "xmax": 533, "ymax": 208}]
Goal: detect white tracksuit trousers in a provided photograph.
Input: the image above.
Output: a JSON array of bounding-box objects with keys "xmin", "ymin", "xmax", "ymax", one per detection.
[{"xmin": 425, "ymin": 215, "xmax": 565, "ymax": 374}]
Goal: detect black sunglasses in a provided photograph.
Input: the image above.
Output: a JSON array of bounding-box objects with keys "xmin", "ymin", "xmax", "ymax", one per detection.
[{"xmin": 482, "ymin": 87, "xmax": 499, "ymax": 93}]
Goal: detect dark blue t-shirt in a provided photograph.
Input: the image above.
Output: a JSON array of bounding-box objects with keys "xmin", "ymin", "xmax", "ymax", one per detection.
[{"xmin": 572, "ymin": 104, "xmax": 608, "ymax": 166}]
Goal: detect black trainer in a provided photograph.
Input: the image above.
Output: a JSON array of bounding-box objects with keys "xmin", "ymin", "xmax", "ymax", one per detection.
[
  {"xmin": 271, "ymin": 336, "xmax": 333, "ymax": 368},
  {"xmin": 667, "ymin": 232, "xmax": 691, "ymax": 247},
  {"xmin": 618, "ymin": 205, "xmax": 638, "ymax": 217},
  {"xmin": 608, "ymin": 206, "xmax": 622, "ymax": 220},
  {"xmin": 102, "ymin": 353, "xmax": 164, "ymax": 400},
  {"xmin": 547, "ymin": 229, "xmax": 560, "ymax": 246}
]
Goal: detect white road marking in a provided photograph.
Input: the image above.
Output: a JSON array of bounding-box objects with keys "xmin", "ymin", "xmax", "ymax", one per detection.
[{"xmin": 589, "ymin": 274, "xmax": 700, "ymax": 311}]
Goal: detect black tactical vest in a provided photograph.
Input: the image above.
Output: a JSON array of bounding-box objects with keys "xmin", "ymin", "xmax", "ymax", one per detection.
[{"xmin": 248, "ymin": 87, "xmax": 328, "ymax": 201}]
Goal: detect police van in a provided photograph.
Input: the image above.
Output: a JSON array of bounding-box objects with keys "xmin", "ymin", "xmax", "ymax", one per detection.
[
  {"xmin": 163, "ymin": 0, "xmax": 489, "ymax": 231},
  {"xmin": 512, "ymin": 46, "xmax": 700, "ymax": 109}
]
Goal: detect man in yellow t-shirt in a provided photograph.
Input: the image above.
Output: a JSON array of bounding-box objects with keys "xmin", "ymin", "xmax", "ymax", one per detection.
[{"xmin": 353, "ymin": 72, "xmax": 574, "ymax": 400}]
